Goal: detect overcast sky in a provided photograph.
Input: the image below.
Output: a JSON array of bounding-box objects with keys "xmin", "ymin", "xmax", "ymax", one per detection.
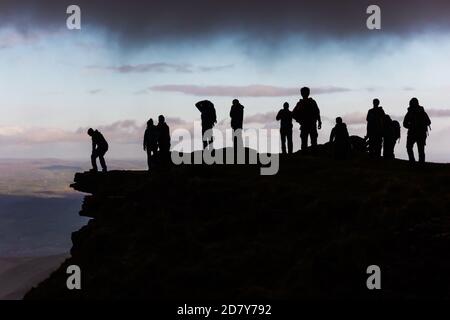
[{"xmin": 1, "ymin": 0, "xmax": 450, "ymax": 161}]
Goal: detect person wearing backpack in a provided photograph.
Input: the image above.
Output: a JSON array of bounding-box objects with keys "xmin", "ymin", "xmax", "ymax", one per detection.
[
  {"xmin": 87, "ymin": 128, "xmax": 109, "ymax": 173},
  {"xmin": 403, "ymin": 98, "xmax": 431, "ymax": 163},
  {"xmin": 382, "ymin": 114, "xmax": 400, "ymax": 160},
  {"xmin": 292, "ymin": 87, "xmax": 322, "ymax": 152},
  {"xmin": 365, "ymin": 98, "xmax": 385, "ymax": 158},
  {"xmin": 195, "ymin": 100, "xmax": 217, "ymax": 149}
]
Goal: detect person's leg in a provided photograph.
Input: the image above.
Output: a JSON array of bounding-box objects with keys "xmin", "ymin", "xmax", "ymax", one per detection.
[
  {"xmin": 383, "ymin": 139, "xmax": 388, "ymax": 158},
  {"xmin": 310, "ymin": 126, "xmax": 318, "ymax": 147},
  {"xmin": 233, "ymin": 129, "xmax": 243, "ymax": 150},
  {"xmin": 151, "ymin": 146, "xmax": 158, "ymax": 167},
  {"xmin": 287, "ymin": 130, "xmax": 293, "ymax": 154},
  {"xmin": 406, "ymin": 135, "xmax": 416, "ymax": 162},
  {"xmin": 368, "ymin": 136, "xmax": 375, "ymax": 157},
  {"xmin": 375, "ymin": 136, "xmax": 383, "ymax": 158},
  {"xmin": 204, "ymin": 126, "xmax": 213, "ymax": 150},
  {"xmin": 236, "ymin": 129, "xmax": 243, "ymax": 150},
  {"xmin": 383, "ymin": 140, "xmax": 394, "ymax": 159},
  {"xmin": 99, "ymin": 150, "xmax": 107, "ymax": 172},
  {"xmin": 418, "ymin": 138, "xmax": 426, "ymax": 163},
  {"xmin": 391, "ymin": 140, "xmax": 397, "ymax": 159},
  {"xmin": 300, "ymin": 128, "xmax": 308, "ymax": 151},
  {"xmin": 91, "ymin": 150, "xmax": 98, "ymax": 171},
  {"xmin": 280, "ymin": 131, "xmax": 287, "ymax": 154},
  {"xmin": 147, "ymin": 149, "xmax": 152, "ymax": 170},
  {"xmin": 202, "ymin": 127, "xmax": 208, "ymax": 149}
]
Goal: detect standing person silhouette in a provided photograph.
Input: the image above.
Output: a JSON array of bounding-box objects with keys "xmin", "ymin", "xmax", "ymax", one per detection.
[
  {"xmin": 292, "ymin": 87, "xmax": 322, "ymax": 152},
  {"xmin": 87, "ymin": 128, "xmax": 108, "ymax": 172},
  {"xmin": 365, "ymin": 99, "xmax": 385, "ymax": 158},
  {"xmin": 230, "ymin": 99, "xmax": 244, "ymax": 151},
  {"xmin": 276, "ymin": 102, "xmax": 293, "ymax": 154},
  {"xmin": 403, "ymin": 98, "xmax": 431, "ymax": 163},
  {"xmin": 195, "ymin": 100, "xmax": 217, "ymax": 149},
  {"xmin": 143, "ymin": 118, "xmax": 158, "ymax": 171},
  {"xmin": 157, "ymin": 115, "xmax": 171, "ymax": 166}
]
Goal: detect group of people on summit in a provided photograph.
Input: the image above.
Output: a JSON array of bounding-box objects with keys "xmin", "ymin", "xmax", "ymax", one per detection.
[{"xmin": 87, "ymin": 87, "xmax": 432, "ymax": 172}]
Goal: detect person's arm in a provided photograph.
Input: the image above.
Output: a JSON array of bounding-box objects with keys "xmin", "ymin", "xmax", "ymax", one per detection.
[
  {"xmin": 276, "ymin": 110, "xmax": 281, "ymax": 121},
  {"xmin": 315, "ymin": 100, "xmax": 322, "ymax": 129},
  {"xmin": 424, "ymin": 110, "xmax": 431, "ymax": 127},
  {"xmin": 329, "ymin": 128, "xmax": 335, "ymax": 143},
  {"xmin": 292, "ymin": 103, "xmax": 300, "ymax": 123},
  {"xmin": 143, "ymin": 129, "xmax": 147, "ymax": 151},
  {"xmin": 403, "ymin": 112, "xmax": 410, "ymax": 129},
  {"xmin": 91, "ymin": 136, "xmax": 96, "ymax": 153}
]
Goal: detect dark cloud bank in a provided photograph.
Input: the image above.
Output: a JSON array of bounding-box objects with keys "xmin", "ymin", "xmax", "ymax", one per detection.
[{"xmin": 2, "ymin": 0, "xmax": 450, "ymax": 48}]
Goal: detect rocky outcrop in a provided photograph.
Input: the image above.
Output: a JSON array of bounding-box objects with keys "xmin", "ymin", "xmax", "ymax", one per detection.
[{"xmin": 24, "ymin": 152, "xmax": 450, "ymax": 299}]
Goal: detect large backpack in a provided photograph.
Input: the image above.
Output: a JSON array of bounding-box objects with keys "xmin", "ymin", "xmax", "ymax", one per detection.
[
  {"xmin": 200, "ymin": 100, "xmax": 217, "ymax": 127},
  {"xmin": 409, "ymin": 107, "xmax": 431, "ymax": 133},
  {"xmin": 293, "ymin": 98, "xmax": 318, "ymax": 124}
]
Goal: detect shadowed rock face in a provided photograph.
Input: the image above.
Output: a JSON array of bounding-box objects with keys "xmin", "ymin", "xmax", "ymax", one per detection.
[{"xmin": 24, "ymin": 148, "xmax": 450, "ymax": 300}]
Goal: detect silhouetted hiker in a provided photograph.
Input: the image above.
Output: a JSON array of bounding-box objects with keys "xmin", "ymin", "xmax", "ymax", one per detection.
[
  {"xmin": 329, "ymin": 117, "xmax": 350, "ymax": 159},
  {"xmin": 87, "ymin": 128, "xmax": 108, "ymax": 172},
  {"xmin": 143, "ymin": 118, "xmax": 158, "ymax": 171},
  {"xmin": 403, "ymin": 98, "xmax": 431, "ymax": 163},
  {"xmin": 292, "ymin": 87, "xmax": 322, "ymax": 151},
  {"xmin": 365, "ymin": 99, "xmax": 385, "ymax": 158},
  {"xmin": 230, "ymin": 99, "xmax": 244, "ymax": 150},
  {"xmin": 195, "ymin": 100, "xmax": 217, "ymax": 149},
  {"xmin": 276, "ymin": 102, "xmax": 293, "ymax": 154},
  {"xmin": 382, "ymin": 115, "xmax": 401, "ymax": 160},
  {"xmin": 157, "ymin": 115, "xmax": 171, "ymax": 166}
]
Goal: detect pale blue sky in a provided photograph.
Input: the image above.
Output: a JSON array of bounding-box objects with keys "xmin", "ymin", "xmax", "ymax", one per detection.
[{"xmin": 1, "ymin": 24, "xmax": 450, "ymax": 161}]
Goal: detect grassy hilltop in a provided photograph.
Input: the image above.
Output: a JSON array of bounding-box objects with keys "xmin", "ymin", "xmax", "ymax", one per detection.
[{"xmin": 24, "ymin": 147, "xmax": 450, "ymax": 299}]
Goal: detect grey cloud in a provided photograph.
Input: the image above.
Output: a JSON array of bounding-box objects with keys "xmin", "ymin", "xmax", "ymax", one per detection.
[
  {"xmin": 245, "ymin": 112, "xmax": 277, "ymax": 124},
  {"xmin": 198, "ymin": 64, "xmax": 234, "ymax": 72},
  {"xmin": 148, "ymin": 84, "xmax": 350, "ymax": 97},
  {"xmin": 427, "ymin": 108, "xmax": 450, "ymax": 117},
  {"xmin": 87, "ymin": 63, "xmax": 234, "ymax": 74},
  {"xmin": 87, "ymin": 63, "xmax": 193, "ymax": 74},
  {"xmin": 2, "ymin": 1, "xmax": 450, "ymax": 49}
]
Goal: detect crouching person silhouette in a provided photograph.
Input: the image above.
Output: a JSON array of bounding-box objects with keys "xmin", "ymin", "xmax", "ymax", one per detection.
[
  {"xmin": 87, "ymin": 128, "xmax": 108, "ymax": 172},
  {"xmin": 329, "ymin": 117, "xmax": 350, "ymax": 159}
]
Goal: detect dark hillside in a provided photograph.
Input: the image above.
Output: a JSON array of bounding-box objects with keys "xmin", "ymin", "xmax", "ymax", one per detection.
[{"xmin": 24, "ymin": 148, "xmax": 450, "ymax": 299}]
